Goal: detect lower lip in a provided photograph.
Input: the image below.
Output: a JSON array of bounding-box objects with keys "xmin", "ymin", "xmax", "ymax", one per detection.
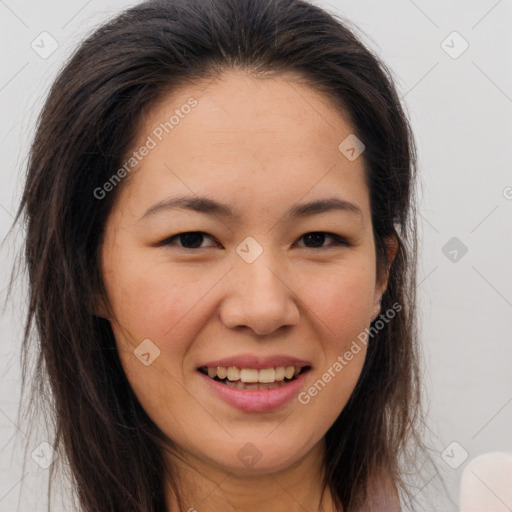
[{"xmin": 197, "ymin": 369, "xmax": 310, "ymax": 413}]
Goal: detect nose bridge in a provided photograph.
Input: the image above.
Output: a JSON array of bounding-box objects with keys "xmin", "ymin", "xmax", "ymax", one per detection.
[
  {"xmin": 240, "ymin": 250, "xmax": 283, "ymax": 300},
  {"xmin": 220, "ymin": 237, "xmax": 299, "ymax": 335}
]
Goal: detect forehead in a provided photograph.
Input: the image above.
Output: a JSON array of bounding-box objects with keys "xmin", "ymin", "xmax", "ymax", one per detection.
[{"xmin": 118, "ymin": 70, "xmax": 370, "ymax": 221}]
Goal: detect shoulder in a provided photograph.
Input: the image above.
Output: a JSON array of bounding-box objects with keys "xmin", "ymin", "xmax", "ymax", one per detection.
[{"xmin": 361, "ymin": 471, "xmax": 401, "ymax": 512}]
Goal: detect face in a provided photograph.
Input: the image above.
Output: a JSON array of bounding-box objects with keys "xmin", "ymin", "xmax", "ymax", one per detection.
[{"xmin": 100, "ymin": 70, "xmax": 394, "ymax": 477}]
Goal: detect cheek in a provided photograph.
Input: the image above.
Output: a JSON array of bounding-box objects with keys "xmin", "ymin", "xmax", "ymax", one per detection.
[
  {"xmin": 103, "ymin": 255, "xmax": 221, "ymax": 344},
  {"xmin": 294, "ymin": 263, "xmax": 375, "ymax": 402},
  {"xmin": 105, "ymin": 262, "xmax": 198, "ymax": 422},
  {"xmin": 295, "ymin": 272, "xmax": 373, "ymax": 421},
  {"xmin": 300, "ymin": 262, "xmax": 376, "ymax": 343}
]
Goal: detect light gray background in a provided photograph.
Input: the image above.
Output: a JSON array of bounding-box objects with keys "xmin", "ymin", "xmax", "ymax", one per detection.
[{"xmin": 1, "ymin": 0, "xmax": 511, "ymax": 510}]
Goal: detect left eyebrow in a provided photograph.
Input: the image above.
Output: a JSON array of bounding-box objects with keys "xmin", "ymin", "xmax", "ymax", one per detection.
[{"xmin": 139, "ymin": 195, "xmax": 363, "ymax": 223}]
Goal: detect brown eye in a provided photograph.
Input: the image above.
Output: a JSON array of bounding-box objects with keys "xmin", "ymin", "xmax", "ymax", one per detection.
[
  {"xmin": 159, "ymin": 231, "xmax": 218, "ymax": 249},
  {"xmin": 156, "ymin": 231, "xmax": 350, "ymax": 251},
  {"xmin": 295, "ymin": 232, "xmax": 351, "ymax": 249}
]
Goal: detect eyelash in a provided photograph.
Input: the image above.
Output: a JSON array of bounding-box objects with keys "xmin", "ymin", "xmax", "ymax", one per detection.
[{"xmin": 158, "ymin": 231, "xmax": 352, "ymax": 250}]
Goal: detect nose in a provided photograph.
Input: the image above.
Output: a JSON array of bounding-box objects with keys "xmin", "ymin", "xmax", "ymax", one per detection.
[{"xmin": 219, "ymin": 254, "xmax": 300, "ymax": 337}]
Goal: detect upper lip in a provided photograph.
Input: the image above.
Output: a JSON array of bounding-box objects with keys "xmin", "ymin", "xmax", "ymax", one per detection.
[{"xmin": 197, "ymin": 354, "xmax": 312, "ymax": 370}]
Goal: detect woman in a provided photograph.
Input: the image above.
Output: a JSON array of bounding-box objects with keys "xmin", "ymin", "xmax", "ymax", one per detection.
[{"xmin": 12, "ymin": 0, "xmax": 429, "ymax": 510}]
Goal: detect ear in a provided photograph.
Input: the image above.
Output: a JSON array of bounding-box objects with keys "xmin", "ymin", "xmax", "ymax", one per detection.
[{"xmin": 371, "ymin": 235, "xmax": 398, "ymax": 322}]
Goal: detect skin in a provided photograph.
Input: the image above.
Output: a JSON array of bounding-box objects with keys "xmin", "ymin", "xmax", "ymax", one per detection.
[{"xmin": 99, "ymin": 69, "xmax": 397, "ymax": 512}]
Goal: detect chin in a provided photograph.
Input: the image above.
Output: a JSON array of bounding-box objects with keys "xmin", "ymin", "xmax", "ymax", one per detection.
[{"xmin": 203, "ymin": 436, "xmax": 314, "ymax": 475}]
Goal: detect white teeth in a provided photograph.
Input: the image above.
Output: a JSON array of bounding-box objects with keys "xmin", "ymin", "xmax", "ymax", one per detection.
[
  {"xmin": 240, "ymin": 368, "xmax": 259, "ymax": 383},
  {"xmin": 258, "ymin": 368, "xmax": 275, "ymax": 383},
  {"xmin": 227, "ymin": 366, "xmax": 240, "ymax": 381},
  {"xmin": 202, "ymin": 365, "xmax": 304, "ymax": 383},
  {"xmin": 284, "ymin": 366, "xmax": 295, "ymax": 379},
  {"xmin": 274, "ymin": 366, "xmax": 285, "ymax": 381}
]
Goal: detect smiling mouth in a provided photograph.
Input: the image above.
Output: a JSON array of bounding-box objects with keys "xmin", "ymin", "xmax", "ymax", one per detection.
[{"xmin": 198, "ymin": 365, "xmax": 311, "ymax": 390}]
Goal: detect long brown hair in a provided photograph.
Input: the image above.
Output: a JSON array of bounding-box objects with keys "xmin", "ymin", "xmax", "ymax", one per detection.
[{"xmin": 8, "ymin": 0, "xmax": 433, "ymax": 510}]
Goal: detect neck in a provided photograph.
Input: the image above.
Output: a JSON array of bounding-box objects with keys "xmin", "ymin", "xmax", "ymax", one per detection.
[{"xmin": 163, "ymin": 438, "xmax": 337, "ymax": 512}]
